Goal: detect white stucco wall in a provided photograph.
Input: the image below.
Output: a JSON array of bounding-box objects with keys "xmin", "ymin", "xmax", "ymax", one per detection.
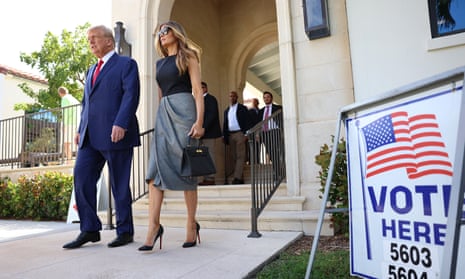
[
  {"xmin": 112, "ymin": 0, "xmax": 158, "ymax": 133},
  {"xmin": 111, "ymin": 0, "xmax": 465, "ymax": 212},
  {"xmin": 110, "ymin": 0, "xmax": 356, "ymax": 210},
  {"xmin": 0, "ymin": 74, "xmax": 45, "ymax": 120},
  {"xmin": 346, "ymin": 0, "xmax": 465, "ymax": 101},
  {"xmin": 285, "ymin": 0, "xmax": 354, "ymax": 209}
]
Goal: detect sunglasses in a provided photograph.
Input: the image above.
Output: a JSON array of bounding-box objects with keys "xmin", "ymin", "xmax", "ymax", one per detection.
[{"xmin": 157, "ymin": 26, "xmax": 170, "ymax": 37}]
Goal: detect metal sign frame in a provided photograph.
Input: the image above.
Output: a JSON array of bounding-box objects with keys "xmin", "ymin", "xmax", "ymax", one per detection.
[{"xmin": 305, "ymin": 66, "xmax": 465, "ymax": 278}]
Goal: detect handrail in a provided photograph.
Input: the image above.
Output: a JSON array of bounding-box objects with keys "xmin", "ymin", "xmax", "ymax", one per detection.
[
  {"xmin": 129, "ymin": 128, "xmax": 153, "ymax": 202},
  {"xmin": 246, "ymin": 109, "xmax": 286, "ymax": 237},
  {"xmin": 105, "ymin": 128, "xmax": 153, "ymax": 228},
  {"xmin": 0, "ymin": 105, "xmax": 80, "ymax": 168},
  {"xmin": 0, "ymin": 105, "xmax": 151, "ymax": 202},
  {"xmin": 0, "ymin": 105, "xmax": 153, "ymax": 229},
  {"xmin": 0, "ymin": 106, "xmax": 285, "ymax": 236}
]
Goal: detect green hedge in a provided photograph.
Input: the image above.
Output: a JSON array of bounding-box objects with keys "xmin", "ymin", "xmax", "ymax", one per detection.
[{"xmin": 0, "ymin": 172, "xmax": 73, "ymax": 221}]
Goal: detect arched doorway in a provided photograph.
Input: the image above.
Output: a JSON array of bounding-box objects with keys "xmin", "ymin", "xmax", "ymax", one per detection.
[
  {"xmin": 147, "ymin": 0, "xmax": 282, "ymax": 184},
  {"xmin": 243, "ymin": 41, "xmax": 282, "ymax": 109}
]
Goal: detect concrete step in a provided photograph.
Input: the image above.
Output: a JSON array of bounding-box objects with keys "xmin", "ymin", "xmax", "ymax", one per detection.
[
  {"xmin": 127, "ymin": 209, "xmax": 332, "ymax": 236},
  {"xmin": 163, "ymin": 183, "xmax": 289, "ymax": 198},
  {"xmin": 133, "ymin": 195, "xmax": 305, "ymax": 211},
  {"xmin": 99, "ymin": 182, "xmax": 332, "ymax": 236}
]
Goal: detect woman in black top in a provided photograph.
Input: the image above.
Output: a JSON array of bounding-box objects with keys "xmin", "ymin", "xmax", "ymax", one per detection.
[{"xmin": 139, "ymin": 21, "xmax": 204, "ymax": 251}]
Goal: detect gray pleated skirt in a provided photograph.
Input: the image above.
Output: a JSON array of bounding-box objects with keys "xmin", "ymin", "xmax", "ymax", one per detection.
[{"xmin": 146, "ymin": 92, "xmax": 197, "ymax": 190}]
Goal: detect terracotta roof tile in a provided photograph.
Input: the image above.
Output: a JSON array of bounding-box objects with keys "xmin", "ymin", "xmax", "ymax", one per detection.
[{"xmin": 0, "ymin": 64, "xmax": 48, "ymax": 85}]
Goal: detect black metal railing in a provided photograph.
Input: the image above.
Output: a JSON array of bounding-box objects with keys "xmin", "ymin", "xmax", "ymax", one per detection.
[
  {"xmin": 105, "ymin": 128, "xmax": 153, "ymax": 229},
  {"xmin": 0, "ymin": 104, "xmax": 81, "ymax": 168},
  {"xmin": 1, "ymin": 106, "xmax": 285, "ymax": 237},
  {"xmin": 129, "ymin": 128, "xmax": 153, "ymax": 202},
  {"xmin": 247, "ymin": 109, "xmax": 286, "ymax": 237}
]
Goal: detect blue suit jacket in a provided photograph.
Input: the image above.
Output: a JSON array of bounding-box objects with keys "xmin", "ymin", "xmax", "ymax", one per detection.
[{"xmin": 78, "ymin": 54, "xmax": 141, "ymax": 150}]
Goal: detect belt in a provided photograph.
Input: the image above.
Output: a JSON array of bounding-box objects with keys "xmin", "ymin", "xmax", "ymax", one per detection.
[{"xmin": 230, "ymin": 130, "xmax": 241, "ymax": 133}]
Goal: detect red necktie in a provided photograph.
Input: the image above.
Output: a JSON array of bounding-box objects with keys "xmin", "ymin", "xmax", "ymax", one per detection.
[
  {"xmin": 263, "ymin": 106, "xmax": 270, "ymax": 131},
  {"xmin": 92, "ymin": 59, "xmax": 104, "ymax": 86}
]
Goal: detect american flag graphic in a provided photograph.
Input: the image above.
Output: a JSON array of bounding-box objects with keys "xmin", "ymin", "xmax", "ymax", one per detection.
[{"xmin": 361, "ymin": 111, "xmax": 453, "ymax": 179}]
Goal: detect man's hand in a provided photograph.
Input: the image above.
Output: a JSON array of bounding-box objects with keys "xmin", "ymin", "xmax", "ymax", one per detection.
[{"xmin": 111, "ymin": 125, "xmax": 126, "ymax": 143}]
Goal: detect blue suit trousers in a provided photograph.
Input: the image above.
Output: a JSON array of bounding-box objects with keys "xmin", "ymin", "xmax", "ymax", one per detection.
[{"xmin": 73, "ymin": 140, "xmax": 134, "ymax": 236}]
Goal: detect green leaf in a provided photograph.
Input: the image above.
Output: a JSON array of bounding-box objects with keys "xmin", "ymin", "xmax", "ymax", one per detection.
[
  {"xmin": 315, "ymin": 137, "xmax": 349, "ymax": 235},
  {"xmin": 17, "ymin": 22, "xmax": 93, "ymax": 110}
]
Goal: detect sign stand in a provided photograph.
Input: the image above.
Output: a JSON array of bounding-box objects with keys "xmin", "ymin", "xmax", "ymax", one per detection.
[
  {"xmin": 440, "ymin": 83, "xmax": 465, "ymax": 279},
  {"xmin": 304, "ymin": 112, "xmax": 344, "ymax": 279},
  {"xmin": 66, "ymin": 173, "xmax": 109, "ymax": 224},
  {"xmin": 305, "ymin": 66, "xmax": 465, "ymax": 278}
]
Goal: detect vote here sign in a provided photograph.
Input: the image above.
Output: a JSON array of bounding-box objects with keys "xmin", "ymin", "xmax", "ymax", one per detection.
[{"xmin": 345, "ymin": 85, "xmax": 463, "ymax": 279}]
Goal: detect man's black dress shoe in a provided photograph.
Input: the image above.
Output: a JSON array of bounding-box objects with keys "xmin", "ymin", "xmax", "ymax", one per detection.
[
  {"xmin": 231, "ymin": 178, "xmax": 244, "ymax": 184},
  {"xmin": 108, "ymin": 233, "xmax": 134, "ymax": 248},
  {"xmin": 63, "ymin": 231, "xmax": 100, "ymax": 249}
]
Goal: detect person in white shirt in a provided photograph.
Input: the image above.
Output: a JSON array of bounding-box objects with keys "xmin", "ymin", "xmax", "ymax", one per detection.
[{"xmin": 222, "ymin": 91, "xmax": 251, "ymax": 184}]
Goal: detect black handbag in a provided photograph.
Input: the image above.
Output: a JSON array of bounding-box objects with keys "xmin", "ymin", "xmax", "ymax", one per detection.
[{"xmin": 180, "ymin": 138, "xmax": 216, "ymax": 177}]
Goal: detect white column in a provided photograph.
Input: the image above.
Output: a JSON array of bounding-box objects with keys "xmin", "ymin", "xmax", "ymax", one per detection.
[{"xmin": 275, "ymin": 0, "xmax": 300, "ymax": 196}]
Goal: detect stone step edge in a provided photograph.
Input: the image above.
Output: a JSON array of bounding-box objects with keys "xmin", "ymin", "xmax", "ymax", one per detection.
[
  {"xmin": 165, "ymin": 183, "xmax": 288, "ymax": 193},
  {"xmin": 131, "ymin": 209, "xmax": 326, "ymax": 220},
  {"xmin": 134, "ymin": 196, "xmax": 305, "ymax": 205}
]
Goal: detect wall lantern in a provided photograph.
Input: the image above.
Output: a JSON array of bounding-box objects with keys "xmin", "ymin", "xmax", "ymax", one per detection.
[
  {"xmin": 114, "ymin": 21, "xmax": 132, "ymax": 57},
  {"xmin": 303, "ymin": 0, "xmax": 330, "ymax": 40}
]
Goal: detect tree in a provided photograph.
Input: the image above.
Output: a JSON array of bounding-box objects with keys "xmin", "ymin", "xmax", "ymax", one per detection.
[{"xmin": 16, "ymin": 22, "xmax": 96, "ymax": 111}]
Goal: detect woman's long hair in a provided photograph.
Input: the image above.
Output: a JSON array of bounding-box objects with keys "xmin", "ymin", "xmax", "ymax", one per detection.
[{"xmin": 154, "ymin": 21, "xmax": 200, "ymax": 75}]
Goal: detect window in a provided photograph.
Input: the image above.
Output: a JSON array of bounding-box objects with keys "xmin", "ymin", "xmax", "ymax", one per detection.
[
  {"xmin": 429, "ymin": 0, "xmax": 465, "ymax": 38},
  {"xmin": 303, "ymin": 0, "xmax": 330, "ymax": 40}
]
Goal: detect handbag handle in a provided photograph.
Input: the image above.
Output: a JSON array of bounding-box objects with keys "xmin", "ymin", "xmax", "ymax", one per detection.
[{"xmin": 187, "ymin": 137, "xmax": 203, "ymax": 147}]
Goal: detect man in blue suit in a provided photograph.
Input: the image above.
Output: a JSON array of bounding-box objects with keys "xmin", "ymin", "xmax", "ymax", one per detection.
[{"xmin": 63, "ymin": 25, "xmax": 141, "ymax": 249}]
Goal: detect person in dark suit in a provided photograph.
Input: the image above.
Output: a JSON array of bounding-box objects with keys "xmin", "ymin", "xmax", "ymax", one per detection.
[
  {"xmin": 63, "ymin": 25, "xmax": 140, "ymax": 249},
  {"xmin": 199, "ymin": 81, "xmax": 222, "ymax": 185},
  {"xmin": 258, "ymin": 92, "xmax": 282, "ymax": 122},
  {"xmin": 247, "ymin": 98, "xmax": 260, "ymax": 164},
  {"xmin": 258, "ymin": 91, "xmax": 283, "ymax": 181},
  {"xmin": 223, "ymin": 91, "xmax": 250, "ymax": 184},
  {"xmin": 248, "ymin": 98, "xmax": 260, "ymax": 126}
]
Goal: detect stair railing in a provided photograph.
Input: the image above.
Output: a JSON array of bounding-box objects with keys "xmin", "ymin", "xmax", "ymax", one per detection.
[
  {"xmin": 0, "ymin": 106, "xmax": 286, "ymax": 236},
  {"xmin": 246, "ymin": 109, "xmax": 286, "ymax": 237},
  {"xmin": 0, "ymin": 105, "xmax": 80, "ymax": 168},
  {"xmin": 105, "ymin": 128, "xmax": 153, "ymax": 228}
]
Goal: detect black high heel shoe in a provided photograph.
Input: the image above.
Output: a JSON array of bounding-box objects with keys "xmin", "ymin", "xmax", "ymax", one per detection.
[
  {"xmin": 182, "ymin": 222, "xmax": 200, "ymax": 248},
  {"xmin": 138, "ymin": 225, "xmax": 164, "ymax": 251}
]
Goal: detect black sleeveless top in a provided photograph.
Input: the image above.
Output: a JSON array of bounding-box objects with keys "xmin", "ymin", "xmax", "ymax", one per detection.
[{"xmin": 156, "ymin": 55, "xmax": 192, "ymax": 97}]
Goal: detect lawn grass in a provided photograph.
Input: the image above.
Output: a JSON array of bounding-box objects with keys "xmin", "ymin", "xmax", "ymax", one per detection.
[{"xmin": 254, "ymin": 250, "xmax": 358, "ymax": 279}]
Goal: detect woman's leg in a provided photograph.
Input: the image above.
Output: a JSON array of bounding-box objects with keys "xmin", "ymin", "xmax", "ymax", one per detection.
[
  {"xmin": 184, "ymin": 189, "xmax": 198, "ymax": 243},
  {"xmin": 143, "ymin": 180, "xmax": 164, "ymax": 245}
]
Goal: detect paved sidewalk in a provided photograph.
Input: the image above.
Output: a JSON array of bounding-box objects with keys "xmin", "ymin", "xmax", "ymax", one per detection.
[{"xmin": 0, "ymin": 220, "xmax": 301, "ymax": 279}]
